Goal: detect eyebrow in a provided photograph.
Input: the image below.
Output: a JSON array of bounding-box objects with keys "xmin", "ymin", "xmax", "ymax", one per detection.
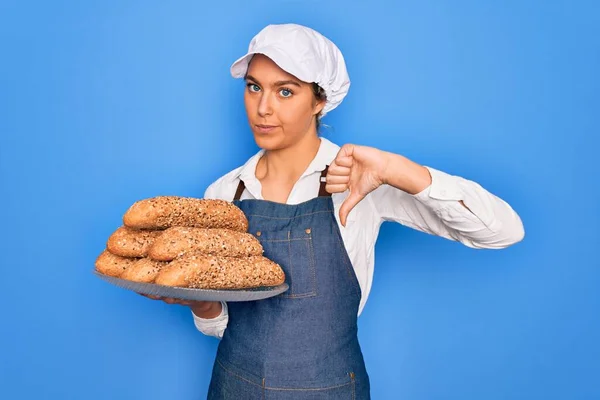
[{"xmin": 245, "ymin": 74, "xmax": 302, "ymax": 87}]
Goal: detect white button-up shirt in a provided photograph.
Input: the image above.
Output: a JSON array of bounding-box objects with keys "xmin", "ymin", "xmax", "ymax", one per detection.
[{"xmin": 193, "ymin": 137, "xmax": 524, "ymax": 338}]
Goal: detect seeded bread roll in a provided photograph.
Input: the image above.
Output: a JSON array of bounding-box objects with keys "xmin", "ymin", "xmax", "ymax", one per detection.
[
  {"xmin": 148, "ymin": 227, "xmax": 263, "ymax": 261},
  {"xmin": 106, "ymin": 226, "xmax": 163, "ymax": 258},
  {"xmin": 155, "ymin": 253, "xmax": 285, "ymax": 289},
  {"xmin": 95, "ymin": 250, "xmax": 136, "ymax": 277},
  {"xmin": 154, "ymin": 262, "xmax": 190, "ymax": 287},
  {"xmin": 123, "ymin": 196, "xmax": 248, "ymax": 232},
  {"xmin": 120, "ymin": 258, "xmax": 167, "ymax": 283}
]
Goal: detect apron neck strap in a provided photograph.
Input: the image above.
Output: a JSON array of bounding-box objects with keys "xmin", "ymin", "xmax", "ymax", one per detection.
[
  {"xmin": 318, "ymin": 165, "xmax": 331, "ymax": 197},
  {"xmin": 233, "ymin": 179, "xmax": 246, "ymax": 201}
]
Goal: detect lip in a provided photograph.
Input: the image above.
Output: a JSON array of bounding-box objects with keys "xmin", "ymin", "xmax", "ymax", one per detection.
[{"xmin": 255, "ymin": 124, "xmax": 278, "ymax": 133}]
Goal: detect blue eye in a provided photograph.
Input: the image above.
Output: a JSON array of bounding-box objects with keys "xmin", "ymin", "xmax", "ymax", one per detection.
[
  {"xmin": 247, "ymin": 84, "xmax": 260, "ymax": 92},
  {"xmin": 280, "ymin": 88, "xmax": 293, "ymax": 97}
]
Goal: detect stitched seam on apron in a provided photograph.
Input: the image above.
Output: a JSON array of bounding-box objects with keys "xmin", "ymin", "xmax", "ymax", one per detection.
[
  {"xmin": 216, "ymin": 359, "xmax": 263, "ymax": 388},
  {"xmin": 279, "ymin": 232, "xmax": 318, "ymax": 299},
  {"xmin": 260, "ymin": 238, "xmax": 310, "ymax": 242},
  {"xmin": 282, "ymin": 292, "xmax": 317, "ymax": 299},
  {"xmin": 308, "ymin": 235, "xmax": 317, "ymax": 297},
  {"xmin": 264, "ymin": 381, "xmax": 353, "ymax": 391},
  {"xmin": 288, "ymin": 232, "xmax": 293, "ymax": 295},
  {"xmin": 244, "ymin": 210, "xmax": 331, "ymax": 220},
  {"xmin": 218, "ymin": 359, "xmax": 355, "ymax": 392}
]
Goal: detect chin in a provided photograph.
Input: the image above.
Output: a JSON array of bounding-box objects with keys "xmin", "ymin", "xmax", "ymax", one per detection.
[{"xmin": 252, "ymin": 134, "xmax": 288, "ymax": 151}]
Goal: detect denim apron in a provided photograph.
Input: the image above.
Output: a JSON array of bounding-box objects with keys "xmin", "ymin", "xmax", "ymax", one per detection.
[{"xmin": 207, "ymin": 167, "xmax": 371, "ymax": 399}]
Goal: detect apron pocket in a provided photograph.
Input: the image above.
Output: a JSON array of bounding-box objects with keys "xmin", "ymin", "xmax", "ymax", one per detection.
[{"xmin": 254, "ymin": 227, "xmax": 317, "ymax": 298}]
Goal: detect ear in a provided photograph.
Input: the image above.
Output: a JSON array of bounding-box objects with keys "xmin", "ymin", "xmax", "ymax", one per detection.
[{"xmin": 313, "ymin": 97, "xmax": 326, "ymax": 116}]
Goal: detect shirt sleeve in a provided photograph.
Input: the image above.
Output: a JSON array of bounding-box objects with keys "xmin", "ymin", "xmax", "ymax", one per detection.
[
  {"xmin": 189, "ymin": 181, "xmax": 230, "ymax": 339},
  {"xmin": 368, "ymin": 166, "xmax": 525, "ymax": 249}
]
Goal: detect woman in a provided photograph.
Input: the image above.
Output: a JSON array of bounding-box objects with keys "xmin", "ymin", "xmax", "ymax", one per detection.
[{"xmin": 154, "ymin": 23, "xmax": 524, "ymax": 399}]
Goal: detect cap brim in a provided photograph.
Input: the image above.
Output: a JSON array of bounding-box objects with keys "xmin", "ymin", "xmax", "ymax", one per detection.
[{"xmin": 230, "ymin": 46, "xmax": 311, "ymax": 82}]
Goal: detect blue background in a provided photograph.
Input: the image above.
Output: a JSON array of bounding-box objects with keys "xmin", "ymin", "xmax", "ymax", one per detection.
[{"xmin": 1, "ymin": 1, "xmax": 598, "ymax": 399}]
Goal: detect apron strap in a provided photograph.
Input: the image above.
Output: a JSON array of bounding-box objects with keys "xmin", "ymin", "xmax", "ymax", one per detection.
[
  {"xmin": 318, "ymin": 165, "xmax": 331, "ymax": 197},
  {"xmin": 233, "ymin": 179, "xmax": 246, "ymax": 201},
  {"xmin": 232, "ymin": 165, "xmax": 331, "ymax": 201}
]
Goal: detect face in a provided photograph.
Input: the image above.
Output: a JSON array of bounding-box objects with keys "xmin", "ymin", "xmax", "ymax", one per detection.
[{"xmin": 243, "ymin": 54, "xmax": 325, "ymax": 151}]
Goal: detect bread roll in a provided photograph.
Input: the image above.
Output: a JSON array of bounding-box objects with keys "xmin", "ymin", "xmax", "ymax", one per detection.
[
  {"xmin": 123, "ymin": 196, "xmax": 248, "ymax": 232},
  {"xmin": 154, "ymin": 263, "xmax": 190, "ymax": 287},
  {"xmin": 95, "ymin": 250, "xmax": 136, "ymax": 277},
  {"xmin": 120, "ymin": 258, "xmax": 168, "ymax": 283},
  {"xmin": 148, "ymin": 226, "xmax": 263, "ymax": 261},
  {"xmin": 155, "ymin": 253, "xmax": 285, "ymax": 289},
  {"xmin": 107, "ymin": 226, "xmax": 163, "ymax": 258}
]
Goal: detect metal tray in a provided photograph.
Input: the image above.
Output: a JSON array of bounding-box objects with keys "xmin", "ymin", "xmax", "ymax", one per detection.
[{"xmin": 94, "ymin": 271, "xmax": 289, "ymax": 302}]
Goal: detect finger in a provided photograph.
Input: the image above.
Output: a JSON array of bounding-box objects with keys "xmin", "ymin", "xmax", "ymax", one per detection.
[
  {"xmin": 327, "ymin": 163, "xmax": 351, "ymax": 176},
  {"xmin": 327, "ymin": 158, "xmax": 353, "ymax": 175},
  {"xmin": 163, "ymin": 297, "xmax": 178, "ymax": 304},
  {"xmin": 339, "ymin": 191, "xmax": 364, "ymax": 226},
  {"xmin": 338, "ymin": 143, "xmax": 355, "ymax": 158},
  {"xmin": 334, "ymin": 155, "xmax": 353, "ymax": 168},
  {"xmin": 325, "ymin": 183, "xmax": 348, "ymax": 194},
  {"xmin": 325, "ymin": 174, "xmax": 350, "ymax": 185},
  {"xmin": 334, "ymin": 144, "xmax": 355, "ymax": 166},
  {"xmin": 139, "ymin": 293, "xmax": 161, "ymax": 300}
]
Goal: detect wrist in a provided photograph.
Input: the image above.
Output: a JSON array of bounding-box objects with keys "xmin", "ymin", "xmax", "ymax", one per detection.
[
  {"xmin": 190, "ymin": 301, "xmax": 222, "ymax": 319},
  {"xmin": 382, "ymin": 152, "xmax": 432, "ymax": 195}
]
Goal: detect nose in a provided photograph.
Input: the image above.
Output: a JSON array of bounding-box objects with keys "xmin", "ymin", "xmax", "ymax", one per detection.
[{"xmin": 257, "ymin": 91, "xmax": 273, "ymax": 117}]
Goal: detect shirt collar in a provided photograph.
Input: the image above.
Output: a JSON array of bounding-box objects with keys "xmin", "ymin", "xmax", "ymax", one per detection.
[{"xmin": 231, "ymin": 137, "xmax": 340, "ymax": 183}]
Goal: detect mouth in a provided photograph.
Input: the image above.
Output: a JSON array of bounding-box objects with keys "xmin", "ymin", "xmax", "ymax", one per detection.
[{"xmin": 254, "ymin": 124, "xmax": 278, "ymax": 133}]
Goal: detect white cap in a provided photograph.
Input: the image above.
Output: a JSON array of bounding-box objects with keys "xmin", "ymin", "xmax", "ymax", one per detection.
[{"xmin": 230, "ymin": 23, "xmax": 350, "ymax": 116}]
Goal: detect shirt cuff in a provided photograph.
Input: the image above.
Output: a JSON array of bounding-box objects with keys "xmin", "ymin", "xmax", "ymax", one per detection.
[{"xmin": 191, "ymin": 301, "xmax": 229, "ymax": 339}]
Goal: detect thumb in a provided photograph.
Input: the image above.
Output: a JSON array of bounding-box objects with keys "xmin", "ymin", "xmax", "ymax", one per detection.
[{"xmin": 339, "ymin": 190, "xmax": 363, "ymax": 227}]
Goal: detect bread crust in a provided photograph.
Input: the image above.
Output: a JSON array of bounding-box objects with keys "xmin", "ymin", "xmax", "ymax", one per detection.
[
  {"xmin": 148, "ymin": 226, "xmax": 263, "ymax": 261},
  {"xmin": 106, "ymin": 226, "xmax": 162, "ymax": 257},
  {"xmin": 120, "ymin": 258, "xmax": 167, "ymax": 283},
  {"xmin": 95, "ymin": 250, "xmax": 136, "ymax": 277},
  {"xmin": 155, "ymin": 253, "xmax": 285, "ymax": 289},
  {"xmin": 123, "ymin": 196, "xmax": 248, "ymax": 232}
]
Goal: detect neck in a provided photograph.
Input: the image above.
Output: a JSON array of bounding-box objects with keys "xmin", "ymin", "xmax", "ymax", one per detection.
[{"xmin": 256, "ymin": 134, "xmax": 321, "ymax": 183}]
